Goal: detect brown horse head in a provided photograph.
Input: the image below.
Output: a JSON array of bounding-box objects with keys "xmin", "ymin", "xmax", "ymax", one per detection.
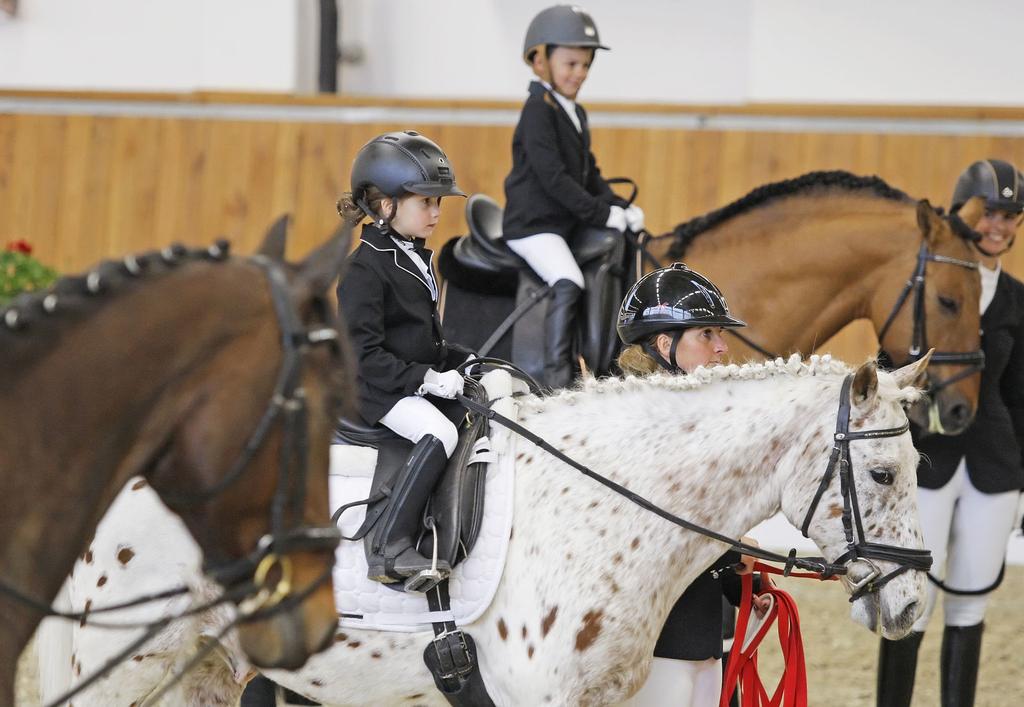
[
  {"xmin": 649, "ymin": 171, "xmax": 986, "ymax": 436},
  {"xmin": 0, "ymin": 218, "xmax": 354, "ymax": 690},
  {"xmin": 146, "ymin": 218, "xmax": 355, "ymax": 670},
  {"xmin": 870, "ymin": 197, "xmax": 984, "ymax": 434}
]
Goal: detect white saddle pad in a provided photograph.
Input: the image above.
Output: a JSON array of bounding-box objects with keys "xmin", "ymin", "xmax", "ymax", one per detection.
[{"xmin": 329, "ymin": 370, "xmax": 521, "ymax": 632}]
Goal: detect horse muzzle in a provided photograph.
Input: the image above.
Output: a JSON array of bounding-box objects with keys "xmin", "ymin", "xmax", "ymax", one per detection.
[{"xmin": 235, "ymin": 553, "xmax": 339, "ymax": 669}]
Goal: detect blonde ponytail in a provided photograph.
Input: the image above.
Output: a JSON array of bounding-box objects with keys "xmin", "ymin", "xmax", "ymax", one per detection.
[{"xmin": 616, "ymin": 343, "xmax": 661, "ymax": 377}]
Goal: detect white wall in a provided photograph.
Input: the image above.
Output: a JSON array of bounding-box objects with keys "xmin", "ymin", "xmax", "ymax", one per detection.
[
  {"xmin": 0, "ymin": 0, "xmax": 300, "ymax": 92},
  {"xmin": 2, "ymin": 0, "xmax": 1024, "ymax": 106},
  {"xmin": 337, "ymin": 0, "xmax": 751, "ymax": 103}
]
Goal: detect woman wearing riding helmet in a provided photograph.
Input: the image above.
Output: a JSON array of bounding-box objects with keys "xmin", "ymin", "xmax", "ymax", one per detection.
[
  {"xmin": 502, "ymin": 4, "xmax": 644, "ymax": 388},
  {"xmin": 876, "ymin": 159, "xmax": 1024, "ymax": 707},
  {"xmin": 336, "ymin": 130, "xmax": 467, "ymax": 591},
  {"xmin": 618, "ymin": 263, "xmax": 769, "ymax": 707}
]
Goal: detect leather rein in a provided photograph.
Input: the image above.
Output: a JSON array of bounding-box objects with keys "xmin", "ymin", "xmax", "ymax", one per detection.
[
  {"xmin": 2, "ymin": 249, "xmax": 343, "ymax": 703},
  {"xmin": 729, "ymin": 239, "xmax": 985, "ymax": 394},
  {"xmin": 458, "ymin": 367, "xmax": 932, "ymax": 601}
]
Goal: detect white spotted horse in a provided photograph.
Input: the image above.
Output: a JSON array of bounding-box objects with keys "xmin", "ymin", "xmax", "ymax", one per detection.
[
  {"xmin": 641, "ymin": 170, "xmax": 988, "ymax": 436},
  {"xmin": 39, "ymin": 354, "xmax": 933, "ymax": 705},
  {"xmin": 6, "ymin": 217, "xmax": 354, "ymax": 706}
]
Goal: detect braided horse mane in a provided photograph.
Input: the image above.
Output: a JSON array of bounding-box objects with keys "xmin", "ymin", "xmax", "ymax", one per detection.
[
  {"xmin": 667, "ymin": 171, "xmax": 912, "ymax": 259},
  {"xmin": 0, "ymin": 242, "xmax": 232, "ymax": 367},
  {"xmin": 520, "ymin": 353, "xmax": 922, "ymax": 414}
]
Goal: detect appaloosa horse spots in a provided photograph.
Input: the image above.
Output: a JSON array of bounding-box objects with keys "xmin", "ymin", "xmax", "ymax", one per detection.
[
  {"xmin": 574, "ymin": 609, "xmax": 604, "ymax": 652},
  {"xmin": 40, "ymin": 355, "xmax": 935, "ymax": 705}
]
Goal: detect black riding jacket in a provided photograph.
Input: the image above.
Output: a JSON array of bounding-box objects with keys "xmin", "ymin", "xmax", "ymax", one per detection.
[
  {"xmin": 654, "ymin": 551, "xmax": 746, "ymax": 661},
  {"xmin": 337, "ymin": 224, "xmax": 461, "ymax": 424},
  {"xmin": 502, "ymin": 81, "xmax": 626, "ymax": 241},
  {"xmin": 915, "ymin": 270, "xmax": 1024, "ymax": 493}
]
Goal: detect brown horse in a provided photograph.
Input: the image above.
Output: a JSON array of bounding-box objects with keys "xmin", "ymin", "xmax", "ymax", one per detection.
[
  {"xmin": 644, "ymin": 171, "xmax": 985, "ymax": 434},
  {"xmin": 0, "ymin": 219, "xmax": 353, "ymax": 704}
]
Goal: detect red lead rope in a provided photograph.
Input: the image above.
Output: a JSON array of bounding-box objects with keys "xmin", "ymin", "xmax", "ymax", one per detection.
[{"xmin": 719, "ymin": 562, "xmax": 837, "ymax": 707}]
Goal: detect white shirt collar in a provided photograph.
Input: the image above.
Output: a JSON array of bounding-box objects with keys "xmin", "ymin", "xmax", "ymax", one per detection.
[
  {"xmin": 540, "ymin": 80, "xmax": 582, "ymax": 133},
  {"xmin": 979, "ymin": 260, "xmax": 1001, "ymax": 315}
]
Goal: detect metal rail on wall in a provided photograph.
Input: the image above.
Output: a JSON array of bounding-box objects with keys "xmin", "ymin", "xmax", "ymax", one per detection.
[{"xmin": 3, "ymin": 94, "xmax": 1024, "ymax": 136}]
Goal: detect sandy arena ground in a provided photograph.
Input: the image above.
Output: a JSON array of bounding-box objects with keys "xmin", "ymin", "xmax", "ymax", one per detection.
[{"xmin": 18, "ymin": 566, "xmax": 1023, "ymax": 706}]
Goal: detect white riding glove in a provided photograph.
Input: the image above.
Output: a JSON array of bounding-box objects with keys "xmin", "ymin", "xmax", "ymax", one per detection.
[
  {"xmin": 417, "ymin": 368, "xmax": 465, "ymax": 399},
  {"xmin": 624, "ymin": 204, "xmax": 645, "ymax": 232},
  {"xmin": 605, "ymin": 204, "xmax": 628, "ymax": 232}
]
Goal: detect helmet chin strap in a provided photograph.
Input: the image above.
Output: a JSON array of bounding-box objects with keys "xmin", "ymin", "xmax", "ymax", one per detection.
[
  {"xmin": 642, "ymin": 330, "xmax": 684, "ymax": 374},
  {"xmin": 357, "ymin": 195, "xmax": 399, "ymax": 237}
]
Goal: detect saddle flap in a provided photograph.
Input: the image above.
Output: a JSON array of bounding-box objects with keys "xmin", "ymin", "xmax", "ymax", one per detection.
[{"xmin": 419, "ymin": 411, "xmax": 491, "ymax": 567}]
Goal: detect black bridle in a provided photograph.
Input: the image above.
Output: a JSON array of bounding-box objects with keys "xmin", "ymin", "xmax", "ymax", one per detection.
[
  {"xmin": 723, "ymin": 239, "xmax": 985, "ymax": 396},
  {"xmin": 458, "ymin": 365, "xmax": 932, "ymax": 602},
  {"xmin": 0, "ymin": 249, "xmax": 342, "ymax": 635},
  {"xmin": 163, "ymin": 252, "xmax": 344, "ymax": 602},
  {"xmin": 799, "ymin": 375, "xmax": 933, "ymax": 600},
  {"xmin": 875, "ymin": 241, "xmax": 985, "ymax": 393}
]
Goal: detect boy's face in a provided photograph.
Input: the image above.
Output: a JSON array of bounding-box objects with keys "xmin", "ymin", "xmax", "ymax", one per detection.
[{"xmin": 536, "ymin": 46, "xmax": 593, "ymax": 101}]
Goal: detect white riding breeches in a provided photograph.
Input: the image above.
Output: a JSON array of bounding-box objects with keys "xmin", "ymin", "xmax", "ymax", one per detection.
[
  {"xmin": 913, "ymin": 458, "xmax": 1020, "ymax": 630},
  {"xmin": 505, "ymin": 232, "xmax": 585, "ymax": 288},
  {"xmin": 379, "ymin": 395, "xmax": 459, "ymax": 457},
  {"xmin": 628, "ymin": 657, "xmax": 722, "ymax": 707}
]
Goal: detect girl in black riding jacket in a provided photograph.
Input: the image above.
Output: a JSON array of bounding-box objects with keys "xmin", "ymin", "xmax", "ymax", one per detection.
[
  {"xmin": 876, "ymin": 159, "xmax": 1024, "ymax": 707},
  {"xmin": 501, "ymin": 5, "xmax": 642, "ymax": 389},
  {"xmin": 616, "ymin": 264, "xmax": 769, "ymax": 707},
  {"xmin": 335, "ymin": 130, "xmax": 466, "ymax": 592}
]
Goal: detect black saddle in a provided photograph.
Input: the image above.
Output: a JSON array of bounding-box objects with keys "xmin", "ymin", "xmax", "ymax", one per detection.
[
  {"xmin": 333, "ymin": 396, "xmax": 490, "ymax": 580},
  {"xmin": 439, "ymin": 193, "xmax": 629, "ymax": 378}
]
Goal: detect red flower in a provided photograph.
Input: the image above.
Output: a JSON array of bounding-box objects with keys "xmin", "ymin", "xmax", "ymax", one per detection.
[{"xmin": 5, "ymin": 240, "xmax": 33, "ymax": 255}]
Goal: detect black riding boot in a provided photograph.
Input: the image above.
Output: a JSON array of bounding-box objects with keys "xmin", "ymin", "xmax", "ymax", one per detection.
[
  {"xmin": 366, "ymin": 435, "xmax": 451, "ymax": 591},
  {"xmin": 876, "ymin": 631, "xmax": 924, "ymax": 707},
  {"xmin": 940, "ymin": 623, "xmax": 983, "ymax": 707},
  {"xmin": 543, "ymin": 279, "xmax": 581, "ymax": 389}
]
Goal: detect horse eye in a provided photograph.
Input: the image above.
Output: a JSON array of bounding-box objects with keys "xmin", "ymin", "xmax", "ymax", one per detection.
[
  {"xmin": 938, "ymin": 295, "xmax": 959, "ymax": 314},
  {"xmin": 870, "ymin": 468, "xmax": 895, "ymax": 486}
]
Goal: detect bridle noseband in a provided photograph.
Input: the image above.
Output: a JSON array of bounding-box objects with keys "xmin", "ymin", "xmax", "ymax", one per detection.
[
  {"xmin": 876, "ymin": 241, "xmax": 985, "ymax": 393},
  {"xmin": 799, "ymin": 375, "xmax": 932, "ymax": 600},
  {"xmin": 162, "ymin": 253, "xmax": 343, "ymax": 609}
]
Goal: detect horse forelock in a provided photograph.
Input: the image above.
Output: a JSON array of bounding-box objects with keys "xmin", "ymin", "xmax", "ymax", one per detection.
[{"xmin": 667, "ymin": 170, "xmax": 913, "ymax": 258}]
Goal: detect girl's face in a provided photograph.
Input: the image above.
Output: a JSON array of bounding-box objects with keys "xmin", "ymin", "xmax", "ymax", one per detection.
[
  {"xmin": 657, "ymin": 327, "xmax": 730, "ymax": 374},
  {"xmin": 974, "ymin": 207, "xmax": 1022, "ymax": 259},
  {"xmin": 384, "ymin": 194, "xmax": 442, "ymax": 239},
  {"xmin": 537, "ymin": 46, "xmax": 593, "ymax": 100}
]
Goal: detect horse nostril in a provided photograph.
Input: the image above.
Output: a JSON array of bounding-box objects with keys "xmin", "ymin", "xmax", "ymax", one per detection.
[
  {"xmin": 949, "ymin": 403, "xmax": 970, "ymax": 426},
  {"xmin": 901, "ymin": 600, "xmax": 921, "ymax": 625}
]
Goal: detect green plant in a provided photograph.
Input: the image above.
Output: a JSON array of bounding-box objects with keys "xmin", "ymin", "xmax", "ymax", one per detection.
[{"xmin": 1, "ymin": 240, "xmax": 59, "ymax": 305}]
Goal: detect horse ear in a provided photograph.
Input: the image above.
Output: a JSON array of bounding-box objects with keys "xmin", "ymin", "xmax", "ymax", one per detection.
[
  {"xmin": 957, "ymin": 196, "xmax": 987, "ymax": 230},
  {"xmin": 890, "ymin": 349, "xmax": 933, "ymax": 390},
  {"xmin": 295, "ymin": 221, "xmax": 353, "ymax": 297},
  {"xmin": 258, "ymin": 214, "xmax": 291, "ymax": 261},
  {"xmin": 851, "ymin": 360, "xmax": 879, "ymax": 409},
  {"xmin": 916, "ymin": 200, "xmax": 943, "ymax": 246}
]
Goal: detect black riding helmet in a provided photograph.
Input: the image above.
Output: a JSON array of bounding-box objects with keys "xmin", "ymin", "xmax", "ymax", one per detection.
[
  {"xmin": 617, "ymin": 263, "xmax": 746, "ymax": 373},
  {"xmin": 951, "ymin": 159, "xmax": 1024, "ymax": 215},
  {"xmin": 351, "ymin": 130, "xmax": 465, "ymax": 228},
  {"xmin": 522, "ymin": 4, "xmax": 610, "ymax": 65}
]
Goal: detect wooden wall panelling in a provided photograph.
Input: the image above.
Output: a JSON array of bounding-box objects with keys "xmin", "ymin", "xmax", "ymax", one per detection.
[{"xmin": 5, "ymin": 100, "xmax": 1024, "ymax": 366}]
